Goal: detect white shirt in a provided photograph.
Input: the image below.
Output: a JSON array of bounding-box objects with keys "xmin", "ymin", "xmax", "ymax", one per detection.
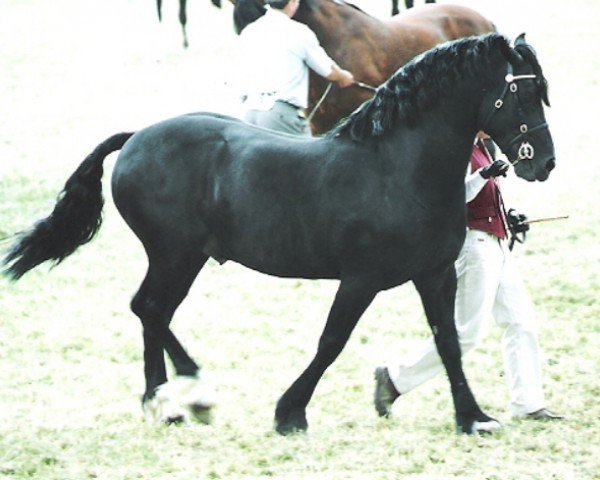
[
  {"xmin": 465, "ymin": 165, "xmax": 488, "ymax": 202},
  {"xmin": 239, "ymin": 8, "xmax": 334, "ymax": 110},
  {"xmin": 465, "ymin": 139, "xmax": 492, "ymax": 202}
]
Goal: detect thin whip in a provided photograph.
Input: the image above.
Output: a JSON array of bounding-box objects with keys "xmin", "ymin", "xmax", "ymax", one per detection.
[
  {"xmin": 353, "ymin": 81, "xmax": 378, "ymax": 92},
  {"xmin": 306, "ymin": 82, "xmax": 333, "ymax": 124},
  {"xmin": 306, "ymin": 80, "xmax": 378, "ymax": 124}
]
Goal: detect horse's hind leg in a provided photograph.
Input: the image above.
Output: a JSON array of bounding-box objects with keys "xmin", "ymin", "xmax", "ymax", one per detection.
[
  {"xmin": 275, "ymin": 277, "xmax": 377, "ymax": 435},
  {"xmin": 162, "ymin": 328, "xmax": 216, "ymax": 424},
  {"xmin": 413, "ymin": 265, "xmax": 500, "ymax": 434},
  {"xmin": 131, "ymin": 250, "xmax": 214, "ymax": 423},
  {"xmin": 179, "ymin": 0, "xmax": 189, "ymax": 48}
]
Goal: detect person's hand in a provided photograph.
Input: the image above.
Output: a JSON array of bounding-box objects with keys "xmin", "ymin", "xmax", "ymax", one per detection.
[
  {"xmin": 338, "ymin": 69, "xmax": 355, "ymax": 88},
  {"xmin": 507, "ymin": 208, "xmax": 530, "ymax": 233},
  {"xmin": 328, "ymin": 64, "xmax": 355, "ymax": 88},
  {"xmin": 480, "ymin": 159, "xmax": 509, "ymax": 179}
]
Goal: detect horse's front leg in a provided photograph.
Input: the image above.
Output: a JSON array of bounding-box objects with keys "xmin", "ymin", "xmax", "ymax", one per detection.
[
  {"xmin": 413, "ymin": 266, "xmax": 500, "ymax": 434},
  {"xmin": 275, "ymin": 278, "xmax": 377, "ymax": 435}
]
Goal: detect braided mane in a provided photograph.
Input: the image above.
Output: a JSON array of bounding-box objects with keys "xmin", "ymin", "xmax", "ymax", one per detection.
[{"xmin": 328, "ymin": 34, "xmax": 512, "ymax": 142}]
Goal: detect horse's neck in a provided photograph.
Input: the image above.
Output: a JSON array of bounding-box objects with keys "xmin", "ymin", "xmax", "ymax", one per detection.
[
  {"xmin": 295, "ymin": 0, "xmax": 378, "ymax": 49},
  {"xmin": 385, "ymin": 82, "xmax": 484, "ymax": 200}
]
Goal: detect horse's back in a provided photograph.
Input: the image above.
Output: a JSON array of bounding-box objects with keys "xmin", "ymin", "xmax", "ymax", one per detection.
[
  {"xmin": 109, "ymin": 113, "xmax": 345, "ymax": 276},
  {"xmin": 388, "ymin": 4, "xmax": 495, "ymax": 41},
  {"xmin": 112, "ymin": 113, "xmax": 238, "ymax": 195},
  {"xmin": 111, "ymin": 113, "xmax": 255, "ymax": 236}
]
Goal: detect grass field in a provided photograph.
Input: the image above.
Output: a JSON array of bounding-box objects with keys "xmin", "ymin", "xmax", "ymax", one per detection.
[{"xmin": 1, "ymin": 0, "xmax": 598, "ymax": 479}]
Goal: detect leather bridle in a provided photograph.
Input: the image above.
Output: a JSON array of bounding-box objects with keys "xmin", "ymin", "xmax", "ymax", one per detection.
[{"xmin": 480, "ymin": 63, "xmax": 548, "ymax": 166}]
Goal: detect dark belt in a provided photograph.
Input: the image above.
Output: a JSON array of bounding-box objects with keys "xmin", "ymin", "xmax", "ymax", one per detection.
[{"xmin": 276, "ymin": 100, "xmax": 306, "ymax": 119}]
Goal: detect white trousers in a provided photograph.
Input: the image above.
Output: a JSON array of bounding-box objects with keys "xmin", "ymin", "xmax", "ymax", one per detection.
[{"xmin": 387, "ymin": 229, "xmax": 546, "ymax": 416}]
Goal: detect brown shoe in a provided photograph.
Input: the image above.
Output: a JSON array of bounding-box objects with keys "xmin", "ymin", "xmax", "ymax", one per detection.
[
  {"xmin": 525, "ymin": 408, "xmax": 565, "ymax": 421},
  {"xmin": 374, "ymin": 367, "xmax": 400, "ymax": 417}
]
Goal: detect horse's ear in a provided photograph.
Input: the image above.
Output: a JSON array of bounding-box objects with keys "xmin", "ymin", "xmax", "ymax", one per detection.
[
  {"xmin": 510, "ymin": 33, "xmax": 531, "ymax": 65},
  {"xmin": 512, "ymin": 32, "xmax": 550, "ymax": 107},
  {"xmin": 514, "ymin": 33, "xmax": 527, "ymax": 48},
  {"xmin": 497, "ymin": 35, "xmax": 521, "ymax": 64},
  {"xmin": 499, "ymin": 34, "xmax": 527, "ymax": 66}
]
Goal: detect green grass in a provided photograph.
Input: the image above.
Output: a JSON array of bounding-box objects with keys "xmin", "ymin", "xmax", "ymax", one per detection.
[{"xmin": 1, "ymin": 0, "xmax": 599, "ymax": 479}]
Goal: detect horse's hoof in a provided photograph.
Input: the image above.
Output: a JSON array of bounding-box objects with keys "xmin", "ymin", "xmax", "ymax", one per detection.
[
  {"xmin": 457, "ymin": 415, "xmax": 502, "ymax": 435},
  {"xmin": 143, "ymin": 373, "xmax": 217, "ymax": 425},
  {"xmin": 190, "ymin": 403, "xmax": 213, "ymax": 425},
  {"xmin": 274, "ymin": 408, "xmax": 308, "ymax": 436},
  {"xmin": 166, "ymin": 414, "xmax": 186, "ymax": 425},
  {"xmin": 470, "ymin": 419, "xmax": 502, "ymax": 435},
  {"xmin": 143, "ymin": 395, "xmax": 188, "ymax": 425},
  {"xmin": 275, "ymin": 420, "xmax": 308, "ymax": 436}
]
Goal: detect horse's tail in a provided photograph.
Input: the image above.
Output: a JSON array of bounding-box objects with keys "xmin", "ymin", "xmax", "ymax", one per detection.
[{"xmin": 3, "ymin": 132, "xmax": 135, "ymax": 280}]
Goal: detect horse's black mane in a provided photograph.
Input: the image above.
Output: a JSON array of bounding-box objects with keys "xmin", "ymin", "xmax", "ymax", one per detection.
[{"xmin": 328, "ymin": 33, "xmax": 548, "ymax": 142}]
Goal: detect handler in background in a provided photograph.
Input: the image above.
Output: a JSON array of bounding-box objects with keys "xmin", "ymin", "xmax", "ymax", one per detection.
[
  {"xmin": 239, "ymin": 0, "xmax": 355, "ymax": 136},
  {"xmin": 374, "ymin": 132, "xmax": 563, "ymax": 422}
]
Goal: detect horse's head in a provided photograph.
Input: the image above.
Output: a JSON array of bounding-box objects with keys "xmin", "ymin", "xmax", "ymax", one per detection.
[{"xmin": 480, "ymin": 34, "xmax": 555, "ymax": 181}]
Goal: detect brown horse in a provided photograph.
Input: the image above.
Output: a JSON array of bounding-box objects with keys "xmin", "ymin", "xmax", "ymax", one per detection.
[{"xmin": 234, "ymin": 0, "xmax": 496, "ymax": 134}]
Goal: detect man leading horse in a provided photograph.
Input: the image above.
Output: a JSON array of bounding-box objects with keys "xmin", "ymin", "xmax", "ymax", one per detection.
[{"xmin": 239, "ymin": 0, "xmax": 355, "ymax": 135}]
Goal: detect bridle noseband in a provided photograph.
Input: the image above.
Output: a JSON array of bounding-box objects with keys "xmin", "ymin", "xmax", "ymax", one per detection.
[{"xmin": 481, "ymin": 63, "xmax": 547, "ymax": 166}]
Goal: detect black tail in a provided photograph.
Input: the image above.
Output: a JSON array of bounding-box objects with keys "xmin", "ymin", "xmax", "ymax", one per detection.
[
  {"xmin": 3, "ymin": 132, "xmax": 135, "ymax": 280},
  {"xmin": 157, "ymin": 0, "xmax": 163, "ymax": 21}
]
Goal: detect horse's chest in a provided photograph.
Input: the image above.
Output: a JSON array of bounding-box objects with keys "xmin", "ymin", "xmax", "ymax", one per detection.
[{"xmin": 376, "ymin": 207, "xmax": 466, "ymax": 271}]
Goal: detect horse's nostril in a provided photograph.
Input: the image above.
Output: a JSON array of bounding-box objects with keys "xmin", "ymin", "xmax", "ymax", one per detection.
[{"xmin": 546, "ymin": 158, "xmax": 556, "ymax": 172}]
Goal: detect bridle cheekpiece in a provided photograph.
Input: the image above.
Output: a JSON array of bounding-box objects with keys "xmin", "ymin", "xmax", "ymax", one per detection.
[{"xmin": 481, "ymin": 63, "xmax": 546, "ymax": 166}]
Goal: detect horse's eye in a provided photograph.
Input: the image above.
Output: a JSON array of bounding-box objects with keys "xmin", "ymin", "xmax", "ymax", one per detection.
[{"xmin": 521, "ymin": 89, "xmax": 537, "ymax": 104}]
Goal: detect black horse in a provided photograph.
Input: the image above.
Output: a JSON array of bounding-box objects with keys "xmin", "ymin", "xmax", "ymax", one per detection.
[
  {"xmin": 156, "ymin": 0, "xmax": 222, "ymax": 48},
  {"xmin": 4, "ymin": 34, "xmax": 555, "ymax": 435},
  {"xmin": 391, "ymin": 0, "xmax": 436, "ymax": 16}
]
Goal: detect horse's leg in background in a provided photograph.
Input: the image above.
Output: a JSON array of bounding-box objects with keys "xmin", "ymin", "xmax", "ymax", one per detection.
[
  {"xmin": 413, "ymin": 266, "xmax": 500, "ymax": 434},
  {"xmin": 391, "ymin": 0, "xmax": 399, "ymax": 15},
  {"xmin": 157, "ymin": 0, "xmax": 163, "ymax": 20},
  {"xmin": 131, "ymin": 251, "xmax": 214, "ymax": 423},
  {"xmin": 275, "ymin": 277, "xmax": 378, "ymax": 434},
  {"xmin": 405, "ymin": 0, "xmax": 414, "ymax": 9},
  {"xmin": 179, "ymin": 0, "xmax": 189, "ymax": 48}
]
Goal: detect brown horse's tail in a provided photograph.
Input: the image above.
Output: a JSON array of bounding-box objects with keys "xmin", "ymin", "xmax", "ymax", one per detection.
[{"xmin": 3, "ymin": 132, "xmax": 134, "ymax": 280}]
